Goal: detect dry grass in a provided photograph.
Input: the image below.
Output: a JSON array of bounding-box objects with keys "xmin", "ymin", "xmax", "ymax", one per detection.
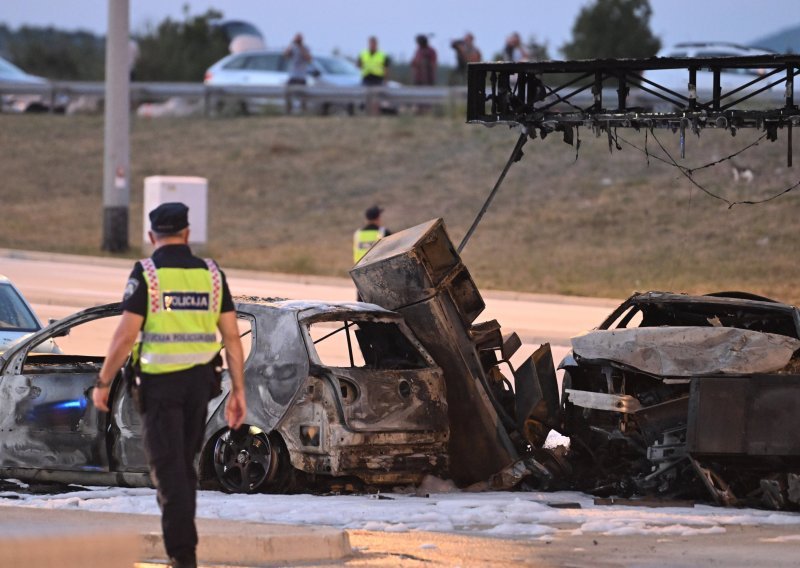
[{"xmin": 1, "ymin": 113, "xmax": 799, "ymax": 303}]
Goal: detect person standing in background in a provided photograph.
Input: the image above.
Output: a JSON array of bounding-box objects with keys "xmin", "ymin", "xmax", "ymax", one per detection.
[
  {"xmin": 358, "ymin": 36, "xmax": 390, "ymax": 86},
  {"xmin": 353, "ymin": 205, "xmax": 392, "ymax": 265},
  {"xmin": 450, "ymin": 32, "xmax": 481, "ymax": 85},
  {"xmin": 503, "ymin": 32, "xmax": 529, "ymax": 62},
  {"xmin": 411, "ymin": 34, "xmax": 437, "ymax": 114},
  {"xmin": 353, "ymin": 205, "xmax": 392, "ymax": 300},
  {"xmin": 411, "ymin": 34, "xmax": 437, "ymax": 86},
  {"xmin": 284, "ymin": 33, "xmax": 312, "ymax": 114}
]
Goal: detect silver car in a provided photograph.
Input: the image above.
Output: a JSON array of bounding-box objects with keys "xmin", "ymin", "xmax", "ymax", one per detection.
[{"xmin": 204, "ymin": 50, "xmax": 364, "ymax": 114}]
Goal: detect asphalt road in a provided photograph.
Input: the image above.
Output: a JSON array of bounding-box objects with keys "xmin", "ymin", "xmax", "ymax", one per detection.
[
  {"xmin": 4, "ymin": 250, "xmax": 800, "ymax": 567},
  {"xmin": 0, "ymin": 249, "xmax": 619, "ymax": 367}
]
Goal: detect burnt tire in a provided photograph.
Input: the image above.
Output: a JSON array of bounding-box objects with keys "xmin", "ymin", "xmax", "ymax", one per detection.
[{"xmin": 212, "ymin": 425, "xmax": 282, "ymax": 493}]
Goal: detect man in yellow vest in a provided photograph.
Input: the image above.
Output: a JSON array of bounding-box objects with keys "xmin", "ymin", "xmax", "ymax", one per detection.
[
  {"xmin": 358, "ymin": 36, "xmax": 390, "ymax": 115},
  {"xmin": 93, "ymin": 202, "xmax": 246, "ymax": 568},
  {"xmin": 358, "ymin": 36, "xmax": 390, "ymax": 86},
  {"xmin": 353, "ymin": 204, "xmax": 391, "ymax": 265}
]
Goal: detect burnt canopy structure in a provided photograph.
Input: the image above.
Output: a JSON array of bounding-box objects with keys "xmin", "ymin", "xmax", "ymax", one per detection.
[
  {"xmin": 456, "ymin": 55, "xmax": 800, "ymax": 251},
  {"xmin": 466, "ymin": 54, "xmax": 800, "ymax": 134}
]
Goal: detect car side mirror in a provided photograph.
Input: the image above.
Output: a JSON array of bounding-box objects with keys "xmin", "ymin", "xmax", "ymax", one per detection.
[{"xmin": 308, "ymin": 68, "xmax": 321, "ymax": 78}]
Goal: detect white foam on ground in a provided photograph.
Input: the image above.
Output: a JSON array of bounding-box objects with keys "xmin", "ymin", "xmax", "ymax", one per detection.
[
  {"xmin": 760, "ymin": 534, "xmax": 800, "ymax": 542},
  {"xmin": 2, "ymin": 487, "xmax": 800, "ymax": 538}
]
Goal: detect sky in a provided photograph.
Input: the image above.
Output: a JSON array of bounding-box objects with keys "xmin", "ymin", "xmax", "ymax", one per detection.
[{"xmin": 1, "ymin": 0, "xmax": 798, "ymax": 66}]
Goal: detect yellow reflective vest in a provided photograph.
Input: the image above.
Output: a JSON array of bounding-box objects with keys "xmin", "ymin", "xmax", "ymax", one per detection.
[
  {"xmin": 353, "ymin": 227, "xmax": 387, "ymax": 263},
  {"xmin": 135, "ymin": 257, "xmax": 222, "ymax": 375},
  {"xmin": 359, "ymin": 50, "xmax": 387, "ymax": 77}
]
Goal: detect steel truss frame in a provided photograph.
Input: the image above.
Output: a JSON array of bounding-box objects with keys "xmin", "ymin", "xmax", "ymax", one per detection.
[
  {"xmin": 466, "ymin": 55, "xmax": 800, "ymax": 136},
  {"xmin": 457, "ymin": 55, "xmax": 800, "ymax": 251}
]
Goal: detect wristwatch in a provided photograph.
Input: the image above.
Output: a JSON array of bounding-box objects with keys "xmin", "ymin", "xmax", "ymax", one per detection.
[{"xmin": 95, "ymin": 375, "xmax": 111, "ymax": 389}]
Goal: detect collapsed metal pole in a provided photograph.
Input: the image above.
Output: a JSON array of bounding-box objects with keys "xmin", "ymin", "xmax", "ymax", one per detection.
[{"xmin": 458, "ymin": 131, "xmax": 528, "ymax": 253}]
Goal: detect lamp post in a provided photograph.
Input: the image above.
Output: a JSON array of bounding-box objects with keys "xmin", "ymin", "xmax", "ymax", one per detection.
[{"xmin": 102, "ymin": 0, "xmax": 130, "ymax": 252}]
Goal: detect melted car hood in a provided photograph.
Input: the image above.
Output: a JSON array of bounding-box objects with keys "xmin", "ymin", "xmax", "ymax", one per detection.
[{"xmin": 572, "ymin": 326, "xmax": 800, "ymax": 376}]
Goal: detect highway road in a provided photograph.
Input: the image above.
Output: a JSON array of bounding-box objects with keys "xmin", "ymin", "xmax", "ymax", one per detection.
[{"xmin": 0, "ymin": 249, "xmax": 620, "ymax": 368}]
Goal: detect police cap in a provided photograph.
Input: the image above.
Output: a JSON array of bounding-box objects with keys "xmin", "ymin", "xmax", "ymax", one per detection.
[
  {"xmin": 365, "ymin": 205, "xmax": 383, "ymax": 221},
  {"xmin": 149, "ymin": 202, "xmax": 189, "ymax": 233}
]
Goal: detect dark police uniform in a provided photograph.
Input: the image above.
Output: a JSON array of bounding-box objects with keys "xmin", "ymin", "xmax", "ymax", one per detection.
[{"xmin": 122, "ymin": 203, "xmax": 234, "ymax": 567}]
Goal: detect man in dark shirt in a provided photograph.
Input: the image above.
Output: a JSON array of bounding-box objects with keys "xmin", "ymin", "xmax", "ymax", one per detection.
[{"xmin": 94, "ymin": 202, "xmax": 246, "ymax": 568}]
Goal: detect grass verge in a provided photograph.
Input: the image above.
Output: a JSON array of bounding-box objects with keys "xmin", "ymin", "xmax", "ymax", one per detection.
[{"xmin": 1, "ymin": 113, "xmax": 798, "ymax": 303}]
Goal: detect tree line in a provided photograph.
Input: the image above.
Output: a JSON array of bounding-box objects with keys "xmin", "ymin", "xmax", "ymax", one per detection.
[{"xmin": 0, "ymin": 0, "xmax": 660, "ymax": 82}]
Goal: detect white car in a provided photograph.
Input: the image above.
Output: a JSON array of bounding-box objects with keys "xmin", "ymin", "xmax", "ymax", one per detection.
[
  {"xmin": 205, "ymin": 50, "xmax": 365, "ymax": 114},
  {"xmin": 204, "ymin": 50, "xmax": 363, "ymax": 88},
  {"xmin": 0, "ymin": 275, "xmax": 58, "ymax": 353},
  {"xmin": 204, "ymin": 50, "xmax": 402, "ymax": 115},
  {"xmin": 643, "ymin": 42, "xmax": 781, "ymax": 101}
]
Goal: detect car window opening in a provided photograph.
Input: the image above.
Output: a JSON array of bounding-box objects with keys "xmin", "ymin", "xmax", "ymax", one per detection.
[
  {"xmin": 309, "ymin": 320, "xmax": 428, "ymax": 370},
  {"xmin": 221, "ymin": 314, "xmax": 254, "ymax": 369}
]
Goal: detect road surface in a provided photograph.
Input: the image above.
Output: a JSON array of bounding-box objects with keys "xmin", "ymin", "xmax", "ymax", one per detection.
[{"xmin": 0, "ymin": 249, "xmax": 619, "ymax": 367}]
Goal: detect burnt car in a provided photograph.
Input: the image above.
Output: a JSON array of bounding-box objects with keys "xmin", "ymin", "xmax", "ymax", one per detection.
[
  {"xmin": 558, "ymin": 291, "xmax": 800, "ymax": 509},
  {"xmin": 0, "ymin": 298, "xmax": 449, "ymax": 493},
  {"xmin": 351, "ymin": 218, "xmax": 562, "ymax": 488}
]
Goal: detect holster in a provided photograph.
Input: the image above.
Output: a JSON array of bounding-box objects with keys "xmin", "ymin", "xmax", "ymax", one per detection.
[{"xmin": 123, "ymin": 355, "xmax": 146, "ymax": 414}]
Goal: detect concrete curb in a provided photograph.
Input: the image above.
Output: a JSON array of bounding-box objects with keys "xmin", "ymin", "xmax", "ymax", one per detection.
[{"xmin": 0, "ymin": 506, "xmax": 351, "ymax": 567}]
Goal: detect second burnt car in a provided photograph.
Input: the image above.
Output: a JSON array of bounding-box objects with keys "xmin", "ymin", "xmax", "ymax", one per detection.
[
  {"xmin": 0, "ymin": 298, "xmax": 449, "ymax": 493},
  {"xmin": 558, "ymin": 291, "xmax": 800, "ymax": 509}
]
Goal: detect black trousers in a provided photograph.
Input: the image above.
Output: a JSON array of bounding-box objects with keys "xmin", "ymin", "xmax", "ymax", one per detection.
[{"xmin": 140, "ymin": 366, "xmax": 214, "ymax": 560}]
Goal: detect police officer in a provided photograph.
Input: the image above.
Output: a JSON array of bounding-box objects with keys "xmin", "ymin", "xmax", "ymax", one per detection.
[
  {"xmin": 93, "ymin": 202, "xmax": 246, "ymax": 568},
  {"xmin": 353, "ymin": 204, "xmax": 392, "ymax": 264}
]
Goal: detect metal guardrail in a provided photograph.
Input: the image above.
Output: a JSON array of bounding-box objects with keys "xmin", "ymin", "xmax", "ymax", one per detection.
[{"xmin": 0, "ymin": 80, "xmax": 471, "ymax": 115}]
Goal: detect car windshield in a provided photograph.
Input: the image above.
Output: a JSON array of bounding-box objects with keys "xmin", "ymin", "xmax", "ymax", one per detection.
[
  {"xmin": 606, "ymin": 298, "xmax": 798, "ymax": 339},
  {"xmin": 0, "ymin": 283, "xmax": 40, "ymax": 331},
  {"xmin": 314, "ymin": 56, "xmax": 359, "ymax": 76}
]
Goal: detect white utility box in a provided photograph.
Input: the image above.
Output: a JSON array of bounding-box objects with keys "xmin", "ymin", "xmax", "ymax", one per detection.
[{"xmin": 143, "ymin": 176, "xmax": 208, "ymax": 249}]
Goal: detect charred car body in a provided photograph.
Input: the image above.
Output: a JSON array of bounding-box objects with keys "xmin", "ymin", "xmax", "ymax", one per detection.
[
  {"xmin": 558, "ymin": 291, "xmax": 800, "ymax": 509},
  {"xmin": 0, "ymin": 219, "xmax": 558, "ymax": 495},
  {"xmin": 351, "ymin": 218, "xmax": 562, "ymax": 487},
  {"xmin": 0, "ymin": 299, "xmax": 449, "ymax": 493},
  {"xmin": 4, "ymin": 219, "xmax": 799, "ymax": 509}
]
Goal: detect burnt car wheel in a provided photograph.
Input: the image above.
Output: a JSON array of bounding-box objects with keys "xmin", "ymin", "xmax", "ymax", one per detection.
[{"xmin": 213, "ymin": 425, "xmax": 279, "ymax": 493}]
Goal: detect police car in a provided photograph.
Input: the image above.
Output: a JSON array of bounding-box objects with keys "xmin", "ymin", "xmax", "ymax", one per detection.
[{"xmin": 0, "ymin": 275, "xmax": 58, "ymax": 353}]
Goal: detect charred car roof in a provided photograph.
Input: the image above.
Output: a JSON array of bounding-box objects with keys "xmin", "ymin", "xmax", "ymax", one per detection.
[
  {"xmin": 234, "ymin": 296, "xmax": 401, "ymax": 321},
  {"xmin": 600, "ymin": 291, "xmax": 800, "ymax": 338}
]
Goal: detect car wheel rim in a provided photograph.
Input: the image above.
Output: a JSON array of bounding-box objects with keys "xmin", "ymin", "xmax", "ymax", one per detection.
[{"xmin": 213, "ymin": 426, "xmax": 272, "ymax": 493}]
